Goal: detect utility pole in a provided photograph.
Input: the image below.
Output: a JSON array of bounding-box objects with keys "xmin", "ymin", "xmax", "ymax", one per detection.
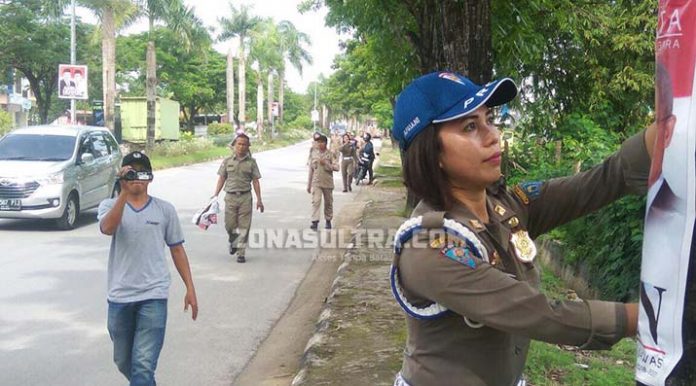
[
  {"xmin": 312, "ymin": 83, "xmax": 318, "ymax": 132},
  {"xmin": 70, "ymin": 0, "xmax": 76, "ymax": 124}
]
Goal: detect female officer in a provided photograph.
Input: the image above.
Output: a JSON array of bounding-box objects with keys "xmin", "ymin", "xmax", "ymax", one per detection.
[{"xmin": 390, "ymin": 71, "xmax": 655, "ymax": 386}]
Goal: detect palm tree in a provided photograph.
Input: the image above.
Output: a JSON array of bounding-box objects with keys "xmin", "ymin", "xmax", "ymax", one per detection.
[
  {"xmin": 136, "ymin": 0, "xmax": 201, "ymax": 151},
  {"xmin": 50, "ymin": 0, "xmax": 137, "ymax": 132},
  {"xmin": 218, "ymin": 3, "xmax": 260, "ymax": 131},
  {"xmin": 276, "ymin": 20, "xmax": 312, "ymax": 124},
  {"xmin": 248, "ymin": 19, "xmax": 282, "ymax": 140}
]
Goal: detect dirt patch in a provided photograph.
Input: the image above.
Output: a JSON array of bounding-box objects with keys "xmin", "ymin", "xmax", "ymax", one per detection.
[{"xmin": 293, "ymin": 187, "xmax": 407, "ymax": 386}]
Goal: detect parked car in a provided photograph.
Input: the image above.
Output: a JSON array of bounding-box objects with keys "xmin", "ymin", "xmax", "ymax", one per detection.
[{"xmin": 0, "ymin": 125, "xmax": 122, "ymax": 229}]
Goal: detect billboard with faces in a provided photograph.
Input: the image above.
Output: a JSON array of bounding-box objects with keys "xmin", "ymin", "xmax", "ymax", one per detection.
[
  {"xmin": 636, "ymin": 1, "xmax": 696, "ymax": 384},
  {"xmin": 57, "ymin": 64, "xmax": 88, "ymax": 100}
]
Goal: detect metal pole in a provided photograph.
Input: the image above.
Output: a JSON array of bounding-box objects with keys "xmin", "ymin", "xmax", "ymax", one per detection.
[
  {"xmin": 70, "ymin": 0, "xmax": 76, "ymax": 124},
  {"xmin": 313, "ymin": 83, "xmax": 317, "ymax": 131}
]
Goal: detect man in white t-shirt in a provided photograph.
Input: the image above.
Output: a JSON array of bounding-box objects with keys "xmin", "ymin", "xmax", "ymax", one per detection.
[{"xmin": 98, "ymin": 151, "xmax": 198, "ymax": 385}]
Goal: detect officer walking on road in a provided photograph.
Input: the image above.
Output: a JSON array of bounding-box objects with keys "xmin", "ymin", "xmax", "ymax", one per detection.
[
  {"xmin": 213, "ymin": 133, "xmax": 264, "ymax": 263},
  {"xmin": 307, "ymin": 134, "xmax": 339, "ymax": 230},
  {"xmin": 338, "ymin": 133, "xmax": 357, "ymax": 192}
]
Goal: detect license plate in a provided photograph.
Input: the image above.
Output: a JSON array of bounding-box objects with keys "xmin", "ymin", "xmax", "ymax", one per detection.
[{"xmin": 0, "ymin": 199, "xmax": 21, "ymax": 211}]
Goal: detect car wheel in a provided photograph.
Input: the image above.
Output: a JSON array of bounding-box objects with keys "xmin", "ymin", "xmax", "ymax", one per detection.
[{"xmin": 56, "ymin": 193, "xmax": 79, "ymax": 230}]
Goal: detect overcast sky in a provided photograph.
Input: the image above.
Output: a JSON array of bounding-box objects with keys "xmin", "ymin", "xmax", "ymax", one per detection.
[{"xmin": 77, "ymin": 0, "xmax": 344, "ymax": 94}]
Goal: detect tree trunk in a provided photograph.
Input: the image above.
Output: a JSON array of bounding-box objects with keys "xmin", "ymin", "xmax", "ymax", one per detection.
[
  {"xmin": 102, "ymin": 8, "xmax": 116, "ymax": 131},
  {"xmin": 238, "ymin": 46, "xmax": 246, "ymax": 130},
  {"xmin": 226, "ymin": 47, "xmax": 234, "ymax": 126},
  {"xmin": 401, "ymin": 0, "xmax": 492, "ymax": 211},
  {"xmin": 267, "ymin": 71, "xmax": 273, "ymax": 128},
  {"xmin": 409, "ymin": 0, "xmax": 492, "ymax": 83},
  {"xmin": 146, "ymin": 39, "xmax": 156, "ymax": 151},
  {"xmin": 145, "ymin": 16, "xmax": 157, "ymax": 152},
  {"xmin": 21, "ymin": 71, "xmax": 48, "ymax": 124},
  {"xmin": 256, "ymin": 78, "xmax": 264, "ymax": 140},
  {"xmin": 278, "ymin": 69, "xmax": 285, "ymax": 123}
]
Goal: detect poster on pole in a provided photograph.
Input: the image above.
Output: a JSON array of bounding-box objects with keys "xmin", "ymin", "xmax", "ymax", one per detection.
[
  {"xmin": 57, "ymin": 64, "xmax": 88, "ymax": 100},
  {"xmin": 636, "ymin": 1, "xmax": 696, "ymax": 384}
]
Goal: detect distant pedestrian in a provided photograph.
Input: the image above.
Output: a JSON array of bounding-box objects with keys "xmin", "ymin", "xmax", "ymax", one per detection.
[
  {"xmin": 360, "ymin": 132, "xmax": 376, "ymax": 184},
  {"xmin": 307, "ymin": 131, "xmax": 322, "ymax": 166},
  {"xmin": 98, "ymin": 151, "xmax": 198, "ymax": 386},
  {"xmin": 338, "ymin": 133, "xmax": 357, "ymax": 192},
  {"xmin": 307, "ymin": 134, "xmax": 339, "ymax": 229},
  {"xmin": 213, "ymin": 133, "xmax": 264, "ymax": 263}
]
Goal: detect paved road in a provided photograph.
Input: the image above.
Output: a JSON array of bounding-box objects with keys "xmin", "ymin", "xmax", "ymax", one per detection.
[{"xmin": 0, "ymin": 140, "xmax": 370, "ymax": 386}]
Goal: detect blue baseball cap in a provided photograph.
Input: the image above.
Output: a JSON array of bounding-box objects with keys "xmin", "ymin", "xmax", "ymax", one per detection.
[{"xmin": 392, "ymin": 71, "xmax": 517, "ymax": 149}]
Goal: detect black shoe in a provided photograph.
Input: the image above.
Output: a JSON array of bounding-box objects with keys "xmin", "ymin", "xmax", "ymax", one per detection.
[
  {"xmin": 310, "ymin": 221, "xmax": 319, "ymax": 230},
  {"xmin": 229, "ymin": 244, "xmax": 238, "ymax": 255},
  {"xmin": 348, "ymin": 185, "xmax": 352, "ymax": 192},
  {"xmin": 343, "ymin": 189, "xmax": 348, "ymax": 192},
  {"xmin": 237, "ymin": 255, "xmax": 246, "ymax": 263},
  {"xmin": 325, "ymin": 220, "xmax": 332, "ymax": 229}
]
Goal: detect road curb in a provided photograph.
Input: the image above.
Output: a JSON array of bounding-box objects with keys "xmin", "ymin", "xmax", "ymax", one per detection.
[{"xmin": 290, "ymin": 234, "xmax": 361, "ymax": 386}]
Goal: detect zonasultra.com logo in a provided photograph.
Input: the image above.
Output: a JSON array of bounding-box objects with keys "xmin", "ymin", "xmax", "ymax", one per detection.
[{"xmin": 241, "ymin": 228, "xmax": 451, "ymax": 262}]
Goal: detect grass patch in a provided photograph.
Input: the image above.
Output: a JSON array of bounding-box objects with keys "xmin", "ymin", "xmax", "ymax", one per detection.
[
  {"xmin": 151, "ymin": 146, "xmax": 229, "ymax": 169},
  {"xmin": 525, "ymin": 264, "xmax": 636, "ymax": 385},
  {"xmin": 375, "ymin": 138, "xmax": 404, "ymax": 189},
  {"xmin": 146, "ymin": 129, "xmax": 312, "ymax": 170}
]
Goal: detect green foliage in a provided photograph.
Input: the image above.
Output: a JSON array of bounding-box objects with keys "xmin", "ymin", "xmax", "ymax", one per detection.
[
  {"xmin": 508, "ymin": 116, "xmax": 644, "ymax": 300},
  {"xmin": 286, "ymin": 115, "xmax": 313, "ymax": 130},
  {"xmin": 207, "ymin": 122, "xmax": 234, "ymax": 136},
  {"xmin": 492, "ymin": 0, "xmax": 655, "ymax": 136},
  {"xmin": 149, "ymin": 136, "xmax": 214, "ymax": 158},
  {"xmin": 0, "ymin": 110, "xmax": 13, "ymax": 136},
  {"xmin": 554, "ymin": 196, "xmax": 645, "ymax": 301},
  {"xmin": 117, "ymin": 28, "xmax": 224, "ymax": 130},
  {"xmin": 0, "ymin": 1, "xmax": 92, "ymax": 123}
]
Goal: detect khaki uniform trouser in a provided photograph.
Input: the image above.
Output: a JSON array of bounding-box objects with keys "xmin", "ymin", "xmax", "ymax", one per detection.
[
  {"xmin": 224, "ymin": 191, "xmax": 253, "ymax": 256},
  {"xmin": 311, "ymin": 186, "xmax": 333, "ymax": 222},
  {"xmin": 341, "ymin": 159, "xmax": 354, "ymax": 190}
]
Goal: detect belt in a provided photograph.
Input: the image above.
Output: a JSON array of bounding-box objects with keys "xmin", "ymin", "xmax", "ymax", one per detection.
[
  {"xmin": 226, "ymin": 190, "xmax": 251, "ymax": 195},
  {"xmin": 342, "ymin": 157, "xmax": 354, "ymax": 160}
]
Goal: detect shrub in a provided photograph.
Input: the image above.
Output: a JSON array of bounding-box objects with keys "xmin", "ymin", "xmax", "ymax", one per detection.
[
  {"xmin": 286, "ymin": 115, "xmax": 313, "ymax": 130},
  {"xmin": 508, "ymin": 113, "xmax": 643, "ymax": 301},
  {"xmin": 150, "ymin": 137, "xmax": 214, "ymax": 157},
  {"xmin": 0, "ymin": 110, "xmax": 12, "ymax": 136},
  {"xmin": 207, "ymin": 122, "xmax": 234, "ymax": 136}
]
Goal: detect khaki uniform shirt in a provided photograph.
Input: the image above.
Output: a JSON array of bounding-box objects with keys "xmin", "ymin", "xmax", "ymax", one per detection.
[
  {"xmin": 217, "ymin": 153, "xmax": 261, "ymax": 193},
  {"xmin": 339, "ymin": 142, "xmax": 358, "ymax": 162},
  {"xmin": 397, "ymin": 131, "xmax": 650, "ymax": 386},
  {"xmin": 310, "ymin": 149, "xmax": 339, "ymax": 189}
]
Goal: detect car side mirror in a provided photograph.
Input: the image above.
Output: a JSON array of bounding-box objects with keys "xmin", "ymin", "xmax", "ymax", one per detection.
[{"xmin": 80, "ymin": 153, "xmax": 95, "ymax": 164}]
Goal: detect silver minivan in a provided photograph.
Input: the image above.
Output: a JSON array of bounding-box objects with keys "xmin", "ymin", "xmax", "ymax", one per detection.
[{"xmin": 0, "ymin": 125, "xmax": 122, "ymax": 229}]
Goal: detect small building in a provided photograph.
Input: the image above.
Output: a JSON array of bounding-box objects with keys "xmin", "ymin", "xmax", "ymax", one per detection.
[{"xmin": 120, "ymin": 96, "xmax": 180, "ymax": 142}]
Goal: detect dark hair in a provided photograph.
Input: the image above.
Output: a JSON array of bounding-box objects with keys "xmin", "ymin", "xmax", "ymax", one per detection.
[
  {"xmin": 232, "ymin": 133, "xmax": 250, "ymax": 145},
  {"xmin": 402, "ymin": 124, "xmax": 453, "ymax": 210},
  {"xmin": 315, "ymin": 134, "xmax": 328, "ymax": 143}
]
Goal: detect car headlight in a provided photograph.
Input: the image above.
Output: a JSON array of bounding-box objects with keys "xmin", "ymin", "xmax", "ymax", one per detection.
[{"xmin": 35, "ymin": 172, "xmax": 64, "ymax": 185}]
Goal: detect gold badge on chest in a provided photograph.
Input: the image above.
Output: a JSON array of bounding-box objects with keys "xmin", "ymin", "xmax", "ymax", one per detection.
[{"xmin": 510, "ymin": 230, "xmax": 536, "ymax": 263}]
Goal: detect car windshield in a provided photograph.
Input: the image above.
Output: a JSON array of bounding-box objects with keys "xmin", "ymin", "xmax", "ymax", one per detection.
[{"xmin": 0, "ymin": 134, "xmax": 76, "ymax": 161}]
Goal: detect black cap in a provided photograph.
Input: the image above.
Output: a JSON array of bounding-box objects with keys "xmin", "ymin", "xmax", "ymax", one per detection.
[
  {"xmin": 315, "ymin": 134, "xmax": 328, "ymax": 143},
  {"xmin": 122, "ymin": 151, "xmax": 152, "ymax": 171}
]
